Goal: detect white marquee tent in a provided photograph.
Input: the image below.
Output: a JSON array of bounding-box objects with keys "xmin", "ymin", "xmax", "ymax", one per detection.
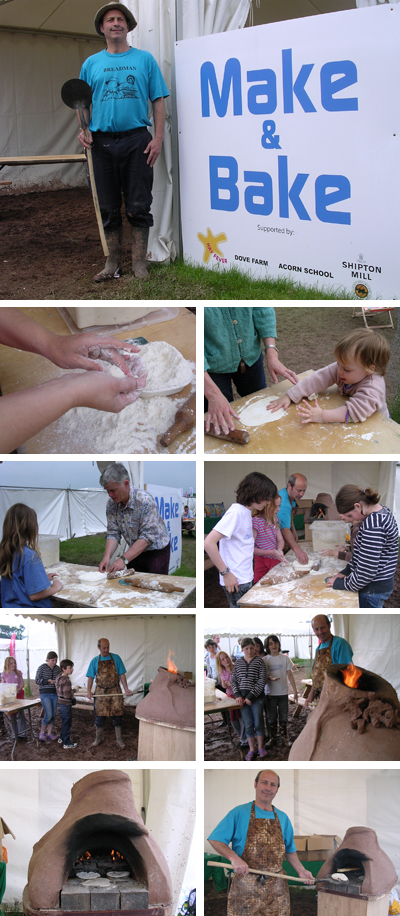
[
  {"xmin": 204, "ymin": 612, "xmax": 400, "ymax": 694},
  {"xmin": 0, "ymin": 768, "xmax": 196, "ymax": 914},
  {"xmin": 0, "ymin": 611, "xmax": 196, "ymax": 702},
  {"xmin": 204, "ymin": 769, "xmax": 400, "ymax": 893}
]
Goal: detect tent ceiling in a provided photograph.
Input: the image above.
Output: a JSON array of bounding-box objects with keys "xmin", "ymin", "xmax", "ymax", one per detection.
[{"xmin": 0, "ymin": 0, "xmax": 104, "ymax": 38}]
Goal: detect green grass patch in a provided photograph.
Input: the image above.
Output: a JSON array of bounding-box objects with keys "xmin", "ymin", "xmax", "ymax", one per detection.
[
  {"xmin": 60, "ymin": 534, "xmax": 106, "ymax": 566},
  {"xmin": 85, "ymin": 260, "xmax": 353, "ymax": 300}
]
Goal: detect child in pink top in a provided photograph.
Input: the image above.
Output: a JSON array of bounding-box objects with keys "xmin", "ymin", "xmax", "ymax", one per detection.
[
  {"xmin": 252, "ymin": 496, "xmax": 287, "ymax": 584},
  {"xmin": 1, "ymin": 655, "xmax": 27, "ymax": 738},
  {"xmin": 216, "ymin": 650, "xmax": 246, "ymax": 744},
  {"xmin": 268, "ymin": 328, "xmax": 390, "ymax": 424}
]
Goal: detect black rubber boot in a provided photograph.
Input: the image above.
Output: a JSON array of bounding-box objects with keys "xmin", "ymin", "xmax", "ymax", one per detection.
[{"xmin": 131, "ymin": 226, "xmax": 150, "ymax": 279}]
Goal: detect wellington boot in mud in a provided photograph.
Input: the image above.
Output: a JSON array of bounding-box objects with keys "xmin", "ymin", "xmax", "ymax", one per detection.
[
  {"xmin": 115, "ymin": 726, "xmax": 125, "ymax": 749},
  {"xmin": 94, "ymin": 227, "xmax": 122, "ymax": 282},
  {"xmin": 280, "ymin": 723, "xmax": 290, "ymax": 747},
  {"xmin": 131, "ymin": 226, "xmax": 150, "ymax": 279},
  {"xmin": 91, "ymin": 727, "xmax": 104, "ymax": 747},
  {"xmin": 265, "ymin": 724, "xmax": 277, "ymax": 747}
]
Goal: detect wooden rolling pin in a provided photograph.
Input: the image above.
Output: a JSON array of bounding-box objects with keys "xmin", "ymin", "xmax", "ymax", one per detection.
[
  {"xmin": 208, "ymin": 862, "xmax": 314, "ymax": 884},
  {"xmin": 118, "ymin": 576, "xmax": 185, "ymax": 594},
  {"xmin": 204, "ymin": 421, "xmax": 250, "ymax": 445},
  {"xmin": 159, "ymin": 392, "xmax": 196, "ymax": 447}
]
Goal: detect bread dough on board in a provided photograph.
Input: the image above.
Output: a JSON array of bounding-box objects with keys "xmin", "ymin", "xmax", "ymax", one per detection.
[
  {"xmin": 238, "ymin": 396, "xmax": 287, "ymax": 427},
  {"xmin": 293, "ymin": 559, "xmax": 314, "ymax": 572}
]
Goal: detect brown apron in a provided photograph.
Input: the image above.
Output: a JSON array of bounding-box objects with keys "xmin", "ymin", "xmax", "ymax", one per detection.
[
  {"xmin": 311, "ymin": 635, "xmax": 333, "ymax": 698},
  {"xmin": 94, "ymin": 656, "xmax": 124, "ymax": 717},
  {"xmin": 227, "ymin": 803, "xmax": 290, "ymax": 916}
]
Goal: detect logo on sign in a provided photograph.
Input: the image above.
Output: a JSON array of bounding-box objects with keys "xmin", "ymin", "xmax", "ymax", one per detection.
[{"xmin": 197, "ymin": 227, "xmax": 228, "ymax": 263}]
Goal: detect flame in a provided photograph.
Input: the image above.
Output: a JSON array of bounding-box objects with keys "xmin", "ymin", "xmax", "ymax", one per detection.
[
  {"xmin": 342, "ymin": 662, "xmax": 363, "ymax": 689},
  {"xmin": 166, "ymin": 650, "xmax": 178, "ymax": 673}
]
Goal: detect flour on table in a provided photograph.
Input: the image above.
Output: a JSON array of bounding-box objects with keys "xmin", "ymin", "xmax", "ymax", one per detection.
[
  {"xmin": 78, "ymin": 571, "xmax": 107, "ymax": 583},
  {"xmin": 238, "ymin": 396, "xmax": 287, "ymax": 426}
]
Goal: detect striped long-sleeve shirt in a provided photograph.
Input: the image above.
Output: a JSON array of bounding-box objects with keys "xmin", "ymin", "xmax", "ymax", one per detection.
[
  {"xmin": 232, "ymin": 656, "xmax": 265, "ymax": 701},
  {"xmin": 333, "ymin": 507, "xmax": 398, "ymax": 594},
  {"xmin": 35, "ymin": 663, "xmax": 61, "ymax": 693}
]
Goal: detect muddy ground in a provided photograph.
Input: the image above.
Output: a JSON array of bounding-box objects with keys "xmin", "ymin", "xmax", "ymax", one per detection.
[
  {"xmin": 0, "ymin": 188, "xmax": 133, "ymax": 300},
  {"xmin": 0, "ymin": 680, "xmax": 138, "ymax": 761},
  {"xmin": 204, "ymin": 666, "xmax": 312, "ymax": 762},
  {"xmin": 205, "ymin": 886, "xmax": 317, "ymax": 916}
]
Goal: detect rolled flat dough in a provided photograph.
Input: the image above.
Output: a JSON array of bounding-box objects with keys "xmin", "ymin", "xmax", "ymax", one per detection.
[
  {"xmin": 293, "ymin": 559, "xmax": 313, "ymax": 572},
  {"xmin": 238, "ymin": 396, "xmax": 287, "ymax": 426},
  {"xmin": 78, "ymin": 571, "xmax": 107, "ymax": 583}
]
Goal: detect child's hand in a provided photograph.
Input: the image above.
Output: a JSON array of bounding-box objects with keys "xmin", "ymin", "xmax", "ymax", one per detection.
[
  {"xmin": 223, "ymin": 572, "xmax": 239, "ymax": 594},
  {"xmin": 272, "ymin": 549, "xmax": 289, "ymax": 564},
  {"xmin": 325, "ymin": 575, "xmax": 338, "ymax": 587},
  {"xmin": 319, "ymin": 549, "xmax": 336, "ymax": 557},
  {"xmin": 52, "ymin": 578, "xmax": 64, "ymax": 594},
  {"xmin": 297, "ymin": 399, "xmax": 323, "ymax": 424},
  {"xmin": 236, "ymin": 697, "xmax": 244, "ymax": 707},
  {"xmin": 266, "ymin": 394, "xmax": 291, "ymax": 413}
]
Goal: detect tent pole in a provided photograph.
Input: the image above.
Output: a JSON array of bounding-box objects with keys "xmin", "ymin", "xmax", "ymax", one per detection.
[{"xmin": 170, "ymin": 0, "xmax": 183, "ymax": 259}]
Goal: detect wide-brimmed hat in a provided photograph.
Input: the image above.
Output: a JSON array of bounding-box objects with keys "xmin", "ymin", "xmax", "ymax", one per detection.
[{"xmin": 94, "ymin": 2, "xmax": 137, "ymax": 36}]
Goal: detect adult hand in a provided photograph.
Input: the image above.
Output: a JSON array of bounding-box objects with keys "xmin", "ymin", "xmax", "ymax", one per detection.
[
  {"xmin": 124, "ymin": 688, "xmax": 134, "ymax": 697},
  {"xmin": 266, "ymin": 394, "xmax": 291, "ymax": 413},
  {"xmin": 99, "ymin": 558, "xmax": 109, "ymax": 573},
  {"xmin": 108, "ymin": 558, "xmax": 126, "ymax": 575},
  {"xmin": 65, "ymin": 371, "xmax": 146, "ymax": 411},
  {"xmin": 144, "ymin": 136, "xmax": 163, "ymax": 167},
  {"xmin": 78, "ymin": 128, "xmax": 93, "ymax": 149},
  {"xmin": 46, "ymin": 331, "xmax": 141, "ymax": 375},
  {"xmin": 297, "ymin": 867, "xmax": 315, "ymax": 885},
  {"xmin": 294, "ymin": 547, "xmax": 309, "ymax": 564},
  {"xmin": 223, "ymin": 572, "xmax": 239, "ymax": 594},
  {"xmin": 205, "ymin": 392, "xmax": 239, "ymax": 436},
  {"xmin": 266, "ymin": 349, "xmax": 299, "ymax": 385},
  {"xmin": 231, "ymin": 855, "xmax": 249, "ymax": 875},
  {"xmin": 297, "ymin": 399, "xmax": 324, "ymax": 424}
]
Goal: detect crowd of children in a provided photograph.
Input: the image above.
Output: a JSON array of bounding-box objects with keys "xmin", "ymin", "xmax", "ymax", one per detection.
[{"xmin": 205, "ymin": 635, "xmax": 297, "ymax": 761}]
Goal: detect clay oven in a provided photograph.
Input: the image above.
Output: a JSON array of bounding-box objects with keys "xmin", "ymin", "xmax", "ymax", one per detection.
[
  {"xmin": 317, "ymin": 826, "xmax": 397, "ymax": 898},
  {"xmin": 23, "ymin": 771, "xmax": 173, "ymax": 916},
  {"xmin": 289, "ymin": 663, "xmax": 400, "ymax": 761},
  {"xmin": 135, "ymin": 667, "xmax": 195, "ymax": 761}
]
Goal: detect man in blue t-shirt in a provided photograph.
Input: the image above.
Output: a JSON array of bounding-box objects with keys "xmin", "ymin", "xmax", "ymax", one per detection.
[
  {"xmin": 277, "ymin": 473, "xmax": 309, "ymax": 565},
  {"xmin": 305, "ymin": 615, "xmax": 353, "ymax": 707},
  {"xmin": 78, "ymin": 3, "xmax": 170, "ymax": 282},
  {"xmin": 86, "ymin": 637, "xmax": 133, "ymax": 749},
  {"xmin": 208, "ymin": 770, "xmax": 314, "ymax": 914}
]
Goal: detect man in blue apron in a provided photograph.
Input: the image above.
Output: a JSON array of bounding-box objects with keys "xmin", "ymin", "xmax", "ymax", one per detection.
[{"xmin": 208, "ymin": 770, "xmax": 314, "ymax": 915}]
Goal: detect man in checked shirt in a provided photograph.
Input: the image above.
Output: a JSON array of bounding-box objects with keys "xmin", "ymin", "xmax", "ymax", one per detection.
[{"xmin": 98, "ymin": 462, "xmax": 170, "ymax": 575}]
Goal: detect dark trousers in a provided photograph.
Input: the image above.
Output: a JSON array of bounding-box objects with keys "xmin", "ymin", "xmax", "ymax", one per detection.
[
  {"xmin": 266, "ymin": 695, "xmax": 289, "ymax": 726},
  {"xmin": 204, "ymin": 351, "xmax": 266, "ymax": 412},
  {"xmin": 59, "ymin": 705, "xmax": 72, "ymax": 744},
  {"xmin": 91, "ymin": 128, "xmax": 154, "ymax": 229},
  {"xmin": 95, "ymin": 712, "xmax": 123, "ymax": 727},
  {"xmin": 128, "ymin": 542, "xmax": 171, "ymax": 575}
]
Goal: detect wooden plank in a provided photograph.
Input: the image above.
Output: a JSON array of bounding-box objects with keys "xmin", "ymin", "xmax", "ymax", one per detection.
[
  {"xmin": 204, "ymin": 371, "xmax": 400, "ymax": 455},
  {"xmin": 317, "ymin": 890, "xmax": 390, "ymax": 916},
  {"xmin": 0, "ymin": 155, "xmax": 86, "ymax": 165},
  {"xmin": 137, "ymin": 719, "xmax": 195, "ymax": 761},
  {"xmin": 0, "ymin": 306, "xmax": 195, "ymax": 454}
]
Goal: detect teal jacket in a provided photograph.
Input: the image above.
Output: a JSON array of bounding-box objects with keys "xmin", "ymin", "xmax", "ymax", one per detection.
[{"xmin": 204, "ymin": 307, "xmax": 277, "ymax": 373}]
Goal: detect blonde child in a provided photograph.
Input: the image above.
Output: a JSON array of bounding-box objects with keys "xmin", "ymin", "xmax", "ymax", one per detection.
[
  {"xmin": 252, "ymin": 495, "xmax": 288, "ymax": 584},
  {"xmin": 204, "ymin": 472, "xmax": 278, "ymax": 608},
  {"xmin": 215, "ymin": 650, "xmax": 247, "ymax": 745},
  {"xmin": 1, "ymin": 656, "xmax": 27, "ymax": 738},
  {"xmin": 0, "ymin": 504, "xmax": 64, "ymax": 608},
  {"xmin": 268, "ymin": 328, "xmax": 390, "ymax": 424}
]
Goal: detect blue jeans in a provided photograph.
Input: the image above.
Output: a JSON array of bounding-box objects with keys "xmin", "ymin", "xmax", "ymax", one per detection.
[
  {"xmin": 358, "ymin": 590, "xmax": 392, "ymax": 608},
  {"xmin": 204, "ymin": 351, "xmax": 267, "ymax": 411},
  {"xmin": 40, "ymin": 692, "xmax": 57, "ymax": 726},
  {"xmin": 223, "ymin": 580, "xmax": 253, "ymax": 608},
  {"xmin": 240, "ymin": 696, "xmax": 265, "ymax": 738},
  {"xmin": 59, "ymin": 705, "xmax": 72, "ymax": 744}
]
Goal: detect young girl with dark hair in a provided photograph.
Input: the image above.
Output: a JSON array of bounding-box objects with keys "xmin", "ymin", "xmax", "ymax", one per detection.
[
  {"xmin": 204, "ymin": 472, "xmax": 277, "ymax": 607},
  {"xmin": 326, "ymin": 486, "xmax": 398, "ymax": 608},
  {"xmin": 0, "ymin": 504, "xmax": 64, "ymax": 608}
]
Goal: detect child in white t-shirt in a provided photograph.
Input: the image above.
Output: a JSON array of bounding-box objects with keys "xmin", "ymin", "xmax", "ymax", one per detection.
[{"xmin": 204, "ymin": 472, "xmax": 278, "ymax": 607}]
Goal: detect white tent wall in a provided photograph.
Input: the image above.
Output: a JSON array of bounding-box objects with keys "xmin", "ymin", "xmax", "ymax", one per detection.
[
  {"xmin": 0, "ymin": 30, "xmax": 101, "ymax": 189},
  {"xmin": 204, "ymin": 769, "xmax": 400, "ymax": 889},
  {"xmin": 0, "ymin": 768, "xmax": 195, "ymax": 910},
  {"xmin": 17, "ymin": 612, "xmax": 196, "ymax": 698},
  {"xmin": 205, "ymin": 461, "xmax": 396, "ymax": 510},
  {"xmin": 0, "ymin": 487, "xmax": 107, "ymax": 540}
]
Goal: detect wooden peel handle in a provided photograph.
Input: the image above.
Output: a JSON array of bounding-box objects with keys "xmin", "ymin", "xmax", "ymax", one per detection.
[
  {"xmin": 159, "ymin": 391, "xmax": 196, "ymax": 447},
  {"xmin": 204, "ymin": 421, "xmax": 250, "ymax": 445},
  {"xmin": 208, "ymin": 862, "xmax": 314, "ymax": 884}
]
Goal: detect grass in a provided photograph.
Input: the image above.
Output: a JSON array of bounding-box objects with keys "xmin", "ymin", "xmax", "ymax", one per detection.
[
  {"xmin": 85, "ymin": 260, "xmax": 354, "ymax": 300},
  {"xmin": 59, "ymin": 532, "xmax": 196, "ymax": 607}
]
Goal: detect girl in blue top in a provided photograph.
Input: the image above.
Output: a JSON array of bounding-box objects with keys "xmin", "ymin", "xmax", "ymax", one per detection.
[{"xmin": 0, "ymin": 504, "xmax": 64, "ymax": 608}]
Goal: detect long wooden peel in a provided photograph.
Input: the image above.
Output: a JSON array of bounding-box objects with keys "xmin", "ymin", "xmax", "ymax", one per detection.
[
  {"xmin": 204, "ymin": 421, "xmax": 250, "ymax": 445},
  {"xmin": 159, "ymin": 392, "xmax": 196, "ymax": 447},
  {"xmin": 208, "ymin": 862, "xmax": 315, "ymax": 884}
]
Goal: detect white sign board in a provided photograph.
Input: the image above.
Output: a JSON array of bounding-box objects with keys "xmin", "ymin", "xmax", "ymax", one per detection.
[
  {"xmin": 175, "ymin": 5, "xmax": 400, "ymax": 299},
  {"xmin": 147, "ymin": 484, "xmax": 182, "ymax": 574}
]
